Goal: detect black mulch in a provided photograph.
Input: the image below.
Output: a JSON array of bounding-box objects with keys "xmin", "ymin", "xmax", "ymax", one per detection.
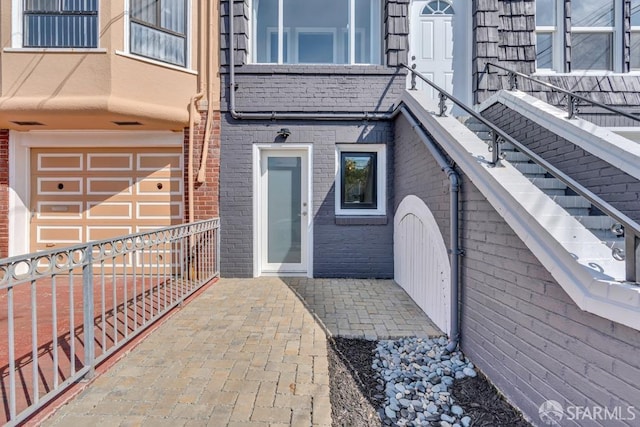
[{"xmin": 327, "ymin": 337, "xmax": 532, "ymax": 427}]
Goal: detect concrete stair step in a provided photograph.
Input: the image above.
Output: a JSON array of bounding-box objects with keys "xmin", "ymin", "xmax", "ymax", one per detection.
[
  {"xmin": 528, "ymin": 177, "xmax": 568, "ymax": 191},
  {"xmin": 574, "ymin": 216, "xmax": 619, "ymax": 230},
  {"xmin": 513, "ymin": 163, "xmax": 547, "ymax": 176},
  {"xmin": 503, "ymin": 151, "xmax": 532, "ymax": 162},
  {"xmin": 551, "ymin": 195, "xmax": 593, "ymax": 209}
]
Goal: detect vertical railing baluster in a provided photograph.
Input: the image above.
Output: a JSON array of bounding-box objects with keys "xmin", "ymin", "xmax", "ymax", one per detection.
[
  {"xmin": 123, "ymin": 253, "xmax": 128, "ymax": 338},
  {"xmin": 31, "ymin": 278, "xmax": 39, "ymax": 404},
  {"xmin": 8, "ymin": 281, "xmax": 16, "ymax": 421},
  {"xmin": 83, "ymin": 244, "xmax": 95, "ymax": 378},
  {"xmin": 625, "ymin": 232, "xmax": 640, "ymax": 283},
  {"xmin": 100, "ymin": 258, "xmax": 106, "ymax": 352},
  {"xmin": 141, "ymin": 247, "xmax": 146, "ymax": 324},
  {"xmin": 52, "ymin": 274, "xmax": 59, "ymax": 389},
  {"xmin": 216, "ymin": 223, "xmax": 221, "ymax": 276},
  {"xmin": 69, "ymin": 270, "xmax": 76, "ymax": 376},
  {"xmin": 112, "ymin": 253, "xmax": 117, "ymax": 347}
]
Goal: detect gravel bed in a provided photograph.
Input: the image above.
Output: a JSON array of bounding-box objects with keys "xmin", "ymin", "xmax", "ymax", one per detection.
[{"xmin": 327, "ymin": 337, "xmax": 531, "ymax": 427}]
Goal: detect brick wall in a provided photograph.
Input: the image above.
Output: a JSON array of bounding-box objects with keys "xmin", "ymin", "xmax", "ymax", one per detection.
[
  {"xmin": 394, "ymin": 113, "xmax": 640, "ymax": 425},
  {"xmin": 220, "ymin": 116, "xmax": 394, "ymax": 278},
  {"xmin": 482, "ymin": 102, "xmax": 640, "ymax": 223},
  {"xmin": 183, "ymin": 110, "xmax": 221, "ymax": 222},
  {"xmin": 0, "ymin": 130, "xmax": 8, "ymax": 258}
]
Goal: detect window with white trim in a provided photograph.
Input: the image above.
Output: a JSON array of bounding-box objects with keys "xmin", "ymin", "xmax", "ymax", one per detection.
[
  {"xmin": 335, "ymin": 144, "xmax": 386, "ymax": 216},
  {"xmin": 631, "ymin": 0, "xmax": 640, "ymax": 69},
  {"xmin": 252, "ymin": 0, "xmax": 381, "ymax": 64},
  {"xmin": 23, "ymin": 0, "xmax": 99, "ymax": 48},
  {"xmin": 535, "ymin": 0, "xmax": 627, "ymax": 72},
  {"xmin": 130, "ymin": 0, "xmax": 188, "ymax": 67}
]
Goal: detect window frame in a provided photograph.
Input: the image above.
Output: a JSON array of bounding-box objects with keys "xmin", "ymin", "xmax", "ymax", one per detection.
[
  {"xmin": 12, "ymin": 0, "xmax": 100, "ymax": 49},
  {"xmin": 534, "ymin": 0, "xmax": 625, "ymax": 73},
  {"xmin": 250, "ymin": 0, "xmax": 382, "ymax": 65},
  {"xmin": 335, "ymin": 144, "xmax": 386, "ymax": 217},
  {"xmin": 126, "ymin": 0, "xmax": 190, "ymax": 68}
]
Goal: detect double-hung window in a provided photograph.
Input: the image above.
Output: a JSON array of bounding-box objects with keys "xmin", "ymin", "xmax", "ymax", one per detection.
[
  {"xmin": 252, "ymin": 0, "xmax": 381, "ymax": 65},
  {"xmin": 336, "ymin": 144, "xmax": 386, "ymax": 216},
  {"xmin": 535, "ymin": 0, "xmax": 624, "ymax": 72},
  {"xmin": 23, "ymin": 0, "xmax": 99, "ymax": 48},
  {"xmin": 130, "ymin": 0, "xmax": 188, "ymax": 67}
]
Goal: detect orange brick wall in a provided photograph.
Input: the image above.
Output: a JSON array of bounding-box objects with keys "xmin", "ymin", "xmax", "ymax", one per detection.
[
  {"xmin": 183, "ymin": 111, "xmax": 221, "ymax": 222},
  {"xmin": 0, "ymin": 130, "xmax": 8, "ymax": 258}
]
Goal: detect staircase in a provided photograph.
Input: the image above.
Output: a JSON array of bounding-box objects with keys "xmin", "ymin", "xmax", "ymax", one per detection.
[{"xmin": 463, "ymin": 118, "xmax": 625, "ymax": 254}]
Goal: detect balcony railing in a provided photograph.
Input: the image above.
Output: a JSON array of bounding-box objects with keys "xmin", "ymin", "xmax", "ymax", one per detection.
[{"xmin": 0, "ymin": 219, "xmax": 220, "ymax": 426}]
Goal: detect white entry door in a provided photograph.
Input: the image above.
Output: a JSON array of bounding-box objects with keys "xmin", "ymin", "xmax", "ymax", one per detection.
[
  {"xmin": 257, "ymin": 148, "xmax": 310, "ymax": 275},
  {"xmin": 409, "ymin": 0, "xmax": 454, "ymax": 99}
]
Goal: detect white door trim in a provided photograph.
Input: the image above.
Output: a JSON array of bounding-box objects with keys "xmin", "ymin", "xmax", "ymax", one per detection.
[{"xmin": 252, "ymin": 143, "xmax": 313, "ymax": 278}]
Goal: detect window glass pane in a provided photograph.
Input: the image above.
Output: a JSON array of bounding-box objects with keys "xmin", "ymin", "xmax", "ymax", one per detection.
[
  {"xmin": 355, "ymin": 0, "xmax": 380, "ymax": 64},
  {"xmin": 631, "ymin": 32, "xmax": 640, "ymax": 69},
  {"xmin": 571, "ymin": 32, "xmax": 612, "ymax": 70},
  {"xmin": 284, "ymin": 0, "xmax": 348, "ymax": 64},
  {"xmin": 254, "ymin": 0, "xmax": 279, "ymax": 63},
  {"xmin": 535, "ymin": 0, "xmax": 555, "ymax": 26},
  {"xmin": 422, "ymin": 0, "xmax": 453, "ymax": 15},
  {"xmin": 161, "ymin": 0, "xmax": 186, "ymax": 34},
  {"xmin": 24, "ymin": 14, "xmax": 98, "ymax": 47},
  {"xmin": 131, "ymin": 22, "xmax": 185, "ymax": 66},
  {"xmin": 632, "ymin": 0, "xmax": 640, "ymax": 27},
  {"xmin": 25, "ymin": 0, "xmax": 58, "ymax": 12},
  {"xmin": 341, "ymin": 153, "xmax": 377, "ymax": 209},
  {"xmin": 572, "ymin": 0, "xmax": 613, "ymax": 27},
  {"xmin": 267, "ymin": 157, "xmax": 302, "ymax": 264},
  {"xmin": 62, "ymin": 0, "xmax": 98, "ymax": 12},
  {"xmin": 131, "ymin": 0, "xmax": 158, "ymax": 26},
  {"xmin": 536, "ymin": 33, "xmax": 553, "ymax": 68}
]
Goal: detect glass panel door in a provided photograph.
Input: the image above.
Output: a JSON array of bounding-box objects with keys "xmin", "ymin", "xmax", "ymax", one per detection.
[{"xmin": 259, "ymin": 149, "xmax": 309, "ymax": 274}]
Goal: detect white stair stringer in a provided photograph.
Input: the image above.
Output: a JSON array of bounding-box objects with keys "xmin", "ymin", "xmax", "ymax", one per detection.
[{"xmin": 402, "ymin": 90, "xmax": 640, "ymax": 332}]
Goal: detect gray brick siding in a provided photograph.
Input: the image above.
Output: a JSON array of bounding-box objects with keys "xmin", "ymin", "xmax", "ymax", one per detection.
[
  {"xmin": 482, "ymin": 102, "xmax": 640, "ymax": 223},
  {"xmin": 219, "ymin": 116, "xmax": 394, "ymax": 278},
  {"xmin": 394, "ymin": 113, "xmax": 640, "ymax": 425}
]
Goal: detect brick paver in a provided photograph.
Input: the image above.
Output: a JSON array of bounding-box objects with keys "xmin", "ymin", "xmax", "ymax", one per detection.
[{"xmin": 43, "ymin": 278, "xmax": 442, "ymax": 426}]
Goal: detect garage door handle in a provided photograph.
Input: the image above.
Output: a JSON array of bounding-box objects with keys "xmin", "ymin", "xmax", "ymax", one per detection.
[{"xmin": 46, "ymin": 243, "xmax": 55, "ymax": 248}]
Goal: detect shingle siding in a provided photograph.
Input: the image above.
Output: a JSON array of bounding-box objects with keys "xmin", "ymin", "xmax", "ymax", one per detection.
[
  {"xmin": 482, "ymin": 102, "xmax": 640, "ymax": 222},
  {"xmin": 394, "ymin": 113, "xmax": 640, "ymax": 426}
]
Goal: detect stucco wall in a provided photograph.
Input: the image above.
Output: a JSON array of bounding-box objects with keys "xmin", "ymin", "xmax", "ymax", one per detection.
[
  {"xmin": 0, "ymin": 130, "xmax": 8, "ymax": 258},
  {"xmin": 219, "ymin": 117, "xmax": 394, "ymax": 278},
  {"xmin": 394, "ymin": 113, "xmax": 640, "ymax": 426}
]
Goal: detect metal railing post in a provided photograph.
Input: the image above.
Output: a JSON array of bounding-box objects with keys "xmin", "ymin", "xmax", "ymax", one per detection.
[
  {"xmin": 410, "ymin": 61, "xmax": 417, "ymax": 90},
  {"xmin": 508, "ymin": 71, "xmax": 518, "ymax": 90},
  {"xmin": 82, "ymin": 244, "xmax": 95, "ymax": 379},
  {"xmin": 438, "ymin": 92, "xmax": 448, "ymax": 117},
  {"xmin": 216, "ymin": 223, "xmax": 221, "ymax": 276},
  {"xmin": 625, "ymin": 233, "xmax": 640, "ymax": 283},
  {"xmin": 567, "ymin": 94, "xmax": 577, "ymax": 119},
  {"xmin": 489, "ymin": 130, "xmax": 502, "ymax": 166}
]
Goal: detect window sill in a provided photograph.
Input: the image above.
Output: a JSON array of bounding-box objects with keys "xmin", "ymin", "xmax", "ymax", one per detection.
[
  {"xmin": 4, "ymin": 47, "xmax": 107, "ymax": 53},
  {"xmin": 335, "ymin": 215, "xmax": 388, "ymax": 225},
  {"xmin": 233, "ymin": 64, "xmax": 404, "ymax": 76},
  {"xmin": 115, "ymin": 51, "xmax": 197, "ymax": 75}
]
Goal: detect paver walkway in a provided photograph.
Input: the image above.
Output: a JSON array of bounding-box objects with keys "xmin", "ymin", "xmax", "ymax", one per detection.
[{"xmin": 43, "ymin": 278, "xmax": 441, "ymax": 426}]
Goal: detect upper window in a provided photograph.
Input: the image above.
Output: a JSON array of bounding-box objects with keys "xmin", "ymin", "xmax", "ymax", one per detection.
[
  {"xmin": 536, "ymin": 0, "xmax": 625, "ymax": 72},
  {"xmin": 23, "ymin": 0, "xmax": 98, "ymax": 48},
  {"xmin": 336, "ymin": 144, "xmax": 386, "ymax": 216},
  {"xmin": 252, "ymin": 0, "xmax": 381, "ymax": 65},
  {"xmin": 631, "ymin": 0, "xmax": 640, "ymax": 69},
  {"xmin": 421, "ymin": 0, "xmax": 454, "ymax": 15},
  {"xmin": 130, "ymin": 0, "xmax": 188, "ymax": 67}
]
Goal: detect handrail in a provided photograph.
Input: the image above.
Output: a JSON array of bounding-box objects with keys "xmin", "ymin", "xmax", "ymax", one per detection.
[
  {"xmin": 486, "ymin": 62, "xmax": 640, "ymax": 122},
  {"xmin": 402, "ymin": 64, "xmax": 640, "ymax": 283}
]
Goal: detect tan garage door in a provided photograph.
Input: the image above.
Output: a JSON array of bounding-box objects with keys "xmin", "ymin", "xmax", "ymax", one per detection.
[{"xmin": 31, "ymin": 147, "xmax": 183, "ymax": 253}]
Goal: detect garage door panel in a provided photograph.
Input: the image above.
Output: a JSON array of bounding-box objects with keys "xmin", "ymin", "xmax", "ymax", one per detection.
[
  {"xmin": 38, "ymin": 153, "xmax": 83, "ymax": 171},
  {"xmin": 37, "ymin": 202, "xmax": 83, "ymax": 219},
  {"xmin": 87, "ymin": 202, "xmax": 133, "ymax": 219},
  {"xmin": 137, "ymin": 178, "xmax": 181, "ymax": 195},
  {"xmin": 137, "ymin": 202, "xmax": 181, "ymax": 219},
  {"xmin": 137, "ymin": 153, "xmax": 182, "ymax": 171},
  {"xmin": 87, "ymin": 178, "xmax": 133, "ymax": 196},
  {"xmin": 87, "ymin": 226, "xmax": 133, "ymax": 242},
  {"xmin": 37, "ymin": 226, "xmax": 82, "ymax": 244},
  {"xmin": 88, "ymin": 153, "xmax": 133, "ymax": 171},
  {"xmin": 38, "ymin": 178, "xmax": 83, "ymax": 195}
]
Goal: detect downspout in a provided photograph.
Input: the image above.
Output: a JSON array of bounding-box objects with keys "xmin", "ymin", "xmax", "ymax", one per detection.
[
  {"xmin": 188, "ymin": 91, "xmax": 205, "ymax": 224},
  {"xmin": 197, "ymin": 0, "xmax": 216, "ymax": 183},
  {"xmin": 400, "ymin": 107, "xmax": 461, "ymax": 352},
  {"xmin": 226, "ymin": 0, "xmax": 399, "ymax": 121}
]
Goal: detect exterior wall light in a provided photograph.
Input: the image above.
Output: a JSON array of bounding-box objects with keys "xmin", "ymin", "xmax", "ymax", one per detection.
[{"xmin": 277, "ymin": 128, "xmax": 291, "ymax": 138}]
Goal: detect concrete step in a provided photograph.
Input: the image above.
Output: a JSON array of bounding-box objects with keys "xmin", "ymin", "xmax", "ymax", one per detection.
[
  {"xmin": 551, "ymin": 195, "xmax": 593, "ymax": 209},
  {"xmin": 528, "ymin": 177, "xmax": 568, "ymax": 191},
  {"xmin": 504, "ymin": 151, "xmax": 534, "ymax": 163},
  {"xmin": 574, "ymin": 216, "xmax": 619, "ymax": 230},
  {"xmin": 513, "ymin": 163, "xmax": 547, "ymax": 176}
]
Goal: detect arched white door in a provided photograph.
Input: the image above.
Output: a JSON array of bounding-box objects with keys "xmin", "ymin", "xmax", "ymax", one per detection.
[
  {"xmin": 408, "ymin": 0, "xmax": 454, "ymax": 99},
  {"xmin": 394, "ymin": 195, "xmax": 450, "ymax": 335}
]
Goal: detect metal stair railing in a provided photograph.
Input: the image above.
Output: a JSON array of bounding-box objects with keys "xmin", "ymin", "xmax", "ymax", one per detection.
[
  {"xmin": 402, "ymin": 63, "xmax": 640, "ymax": 284},
  {"xmin": 0, "ymin": 218, "xmax": 220, "ymax": 426},
  {"xmin": 485, "ymin": 62, "xmax": 640, "ymax": 122}
]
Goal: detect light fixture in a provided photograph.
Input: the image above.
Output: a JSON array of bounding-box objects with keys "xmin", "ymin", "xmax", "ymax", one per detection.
[{"xmin": 277, "ymin": 128, "xmax": 291, "ymax": 138}]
